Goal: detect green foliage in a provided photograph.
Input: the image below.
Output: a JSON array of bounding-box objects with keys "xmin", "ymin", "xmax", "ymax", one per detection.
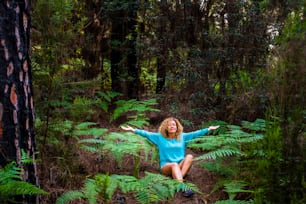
[
  {"xmin": 189, "ymin": 119, "xmax": 266, "ymax": 201},
  {"xmin": 214, "ymin": 180, "xmax": 254, "ymax": 202},
  {"xmin": 78, "ymin": 127, "xmax": 158, "ymax": 177},
  {"xmin": 96, "ymin": 91, "xmax": 122, "ymax": 113},
  {"xmin": 215, "ymin": 200, "xmax": 253, "ymax": 204},
  {"xmin": 56, "ymin": 172, "xmax": 199, "ymax": 204},
  {"xmin": 0, "ymin": 162, "xmax": 48, "ymax": 202},
  {"xmin": 111, "ymin": 98, "xmax": 160, "ymax": 128},
  {"xmin": 189, "ymin": 119, "xmax": 265, "ymax": 161},
  {"xmin": 69, "ymin": 96, "xmax": 96, "ymax": 120}
]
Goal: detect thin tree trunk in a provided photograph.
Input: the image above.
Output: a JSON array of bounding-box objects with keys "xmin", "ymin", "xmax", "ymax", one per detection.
[
  {"xmin": 126, "ymin": 1, "xmax": 139, "ymax": 98},
  {"xmin": 156, "ymin": 0, "xmax": 167, "ymax": 94},
  {"xmin": 0, "ymin": 0, "xmax": 39, "ymax": 203}
]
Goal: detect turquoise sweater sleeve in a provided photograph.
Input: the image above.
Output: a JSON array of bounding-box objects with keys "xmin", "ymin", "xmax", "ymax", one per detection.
[
  {"xmin": 134, "ymin": 129, "xmax": 161, "ymax": 145},
  {"xmin": 182, "ymin": 128, "xmax": 209, "ymax": 143}
]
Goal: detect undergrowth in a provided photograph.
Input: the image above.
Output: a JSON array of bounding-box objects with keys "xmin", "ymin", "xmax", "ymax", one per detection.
[
  {"xmin": 56, "ymin": 172, "xmax": 199, "ymax": 204},
  {"xmin": 0, "ymin": 161, "xmax": 48, "ymax": 203},
  {"xmin": 188, "ymin": 119, "xmax": 267, "ymax": 203}
]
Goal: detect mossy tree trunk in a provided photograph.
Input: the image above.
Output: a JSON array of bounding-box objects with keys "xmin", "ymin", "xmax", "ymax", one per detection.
[{"xmin": 0, "ymin": 0, "xmax": 39, "ymax": 203}]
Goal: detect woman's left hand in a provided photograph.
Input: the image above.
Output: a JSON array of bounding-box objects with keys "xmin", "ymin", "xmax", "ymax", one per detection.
[{"xmin": 208, "ymin": 126, "xmax": 220, "ymax": 131}]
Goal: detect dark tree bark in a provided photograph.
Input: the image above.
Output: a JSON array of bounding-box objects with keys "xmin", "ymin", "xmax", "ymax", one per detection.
[
  {"xmin": 126, "ymin": 1, "xmax": 140, "ymax": 98},
  {"xmin": 0, "ymin": 0, "xmax": 39, "ymax": 203},
  {"xmin": 156, "ymin": 0, "xmax": 167, "ymax": 94},
  {"xmin": 110, "ymin": 7, "xmax": 125, "ymax": 94},
  {"xmin": 110, "ymin": 0, "xmax": 140, "ymax": 98}
]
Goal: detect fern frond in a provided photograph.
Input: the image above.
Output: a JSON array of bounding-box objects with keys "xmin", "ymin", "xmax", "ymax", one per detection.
[
  {"xmin": 75, "ymin": 121, "xmax": 97, "ymax": 129},
  {"xmin": 0, "ymin": 181, "xmax": 48, "ymax": 196},
  {"xmin": 242, "ymin": 118, "xmax": 266, "ymax": 131},
  {"xmin": 0, "ymin": 162, "xmax": 22, "ymax": 182},
  {"xmin": 0, "ymin": 162, "xmax": 48, "ymax": 200},
  {"xmin": 74, "ymin": 122, "xmax": 107, "ymax": 138},
  {"xmin": 55, "ymin": 190, "xmax": 84, "ymax": 204},
  {"xmin": 195, "ymin": 147, "xmax": 244, "ymax": 160},
  {"xmin": 215, "ymin": 200, "xmax": 253, "ymax": 204},
  {"xmin": 111, "ymin": 98, "xmax": 159, "ymax": 123},
  {"xmin": 83, "ymin": 178, "xmax": 98, "ymax": 204},
  {"xmin": 111, "ymin": 174, "xmax": 141, "ymax": 192},
  {"xmin": 79, "ymin": 138, "xmax": 105, "ymax": 153}
]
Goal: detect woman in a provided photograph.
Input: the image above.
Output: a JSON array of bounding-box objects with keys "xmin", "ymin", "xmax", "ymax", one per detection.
[{"xmin": 121, "ymin": 117, "xmax": 219, "ymax": 197}]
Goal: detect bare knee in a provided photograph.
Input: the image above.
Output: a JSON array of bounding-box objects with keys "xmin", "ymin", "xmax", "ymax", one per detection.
[
  {"xmin": 161, "ymin": 162, "xmax": 180, "ymax": 176},
  {"xmin": 185, "ymin": 154, "xmax": 193, "ymax": 161}
]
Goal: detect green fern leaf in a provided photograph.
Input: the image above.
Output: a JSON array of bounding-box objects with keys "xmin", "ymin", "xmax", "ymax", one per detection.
[
  {"xmin": 215, "ymin": 200, "xmax": 252, "ymax": 204},
  {"xmin": 195, "ymin": 147, "xmax": 243, "ymax": 160},
  {"xmin": 55, "ymin": 190, "xmax": 84, "ymax": 204},
  {"xmin": 83, "ymin": 178, "xmax": 98, "ymax": 204}
]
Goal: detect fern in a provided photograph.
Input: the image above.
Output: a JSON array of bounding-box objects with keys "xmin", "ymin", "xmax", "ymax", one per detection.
[
  {"xmin": 189, "ymin": 119, "xmax": 266, "ymax": 202},
  {"xmin": 111, "ymin": 98, "xmax": 159, "ymax": 128},
  {"xmin": 213, "ymin": 180, "xmax": 254, "ymax": 204},
  {"xmin": 74, "ymin": 121, "xmax": 108, "ymax": 138},
  {"xmin": 223, "ymin": 180, "xmax": 253, "ymax": 200},
  {"xmin": 189, "ymin": 121, "xmax": 264, "ymax": 161},
  {"xmin": 78, "ymin": 131, "xmax": 158, "ymax": 177},
  {"xmin": 215, "ymin": 200, "xmax": 253, "ymax": 204},
  {"xmin": 196, "ymin": 147, "xmax": 244, "ymax": 160},
  {"xmin": 57, "ymin": 172, "xmax": 199, "ymax": 204},
  {"xmin": 96, "ymin": 91, "xmax": 122, "ymax": 112},
  {"xmin": 55, "ymin": 190, "xmax": 84, "ymax": 204},
  {"xmin": 0, "ymin": 162, "xmax": 48, "ymax": 202}
]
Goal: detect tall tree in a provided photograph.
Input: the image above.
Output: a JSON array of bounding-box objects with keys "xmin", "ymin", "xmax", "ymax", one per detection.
[
  {"xmin": 110, "ymin": 0, "xmax": 140, "ymax": 98},
  {"xmin": 156, "ymin": 0, "xmax": 168, "ymax": 94},
  {"xmin": 0, "ymin": 0, "xmax": 39, "ymax": 203}
]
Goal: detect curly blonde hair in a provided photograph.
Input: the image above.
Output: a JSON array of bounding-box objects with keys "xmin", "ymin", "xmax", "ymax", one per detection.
[{"xmin": 158, "ymin": 117, "xmax": 183, "ymax": 140}]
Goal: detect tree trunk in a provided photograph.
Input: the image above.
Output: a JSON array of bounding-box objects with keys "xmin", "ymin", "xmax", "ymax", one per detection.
[
  {"xmin": 156, "ymin": 0, "xmax": 167, "ymax": 94},
  {"xmin": 111, "ymin": 1, "xmax": 140, "ymax": 99},
  {"xmin": 126, "ymin": 1, "xmax": 140, "ymax": 98},
  {"xmin": 110, "ymin": 8, "xmax": 125, "ymax": 94},
  {"xmin": 0, "ymin": 0, "xmax": 39, "ymax": 203}
]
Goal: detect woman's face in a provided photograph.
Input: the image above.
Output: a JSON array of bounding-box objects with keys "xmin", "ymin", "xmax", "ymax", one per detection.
[{"xmin": 167, "ymin": 120, "xmax": 177, "ymax": 134}]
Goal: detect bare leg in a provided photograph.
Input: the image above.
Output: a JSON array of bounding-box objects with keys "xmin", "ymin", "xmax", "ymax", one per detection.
[
  {"xmin": 179, "ymin": 154, "xmax": 193, "ymax": 178},
  {"xmin": 161, "ymin": 163, "xmax": 183, "ymax": 181},
  {"xmin": 161, "ymin": 154, "xmax": 193, "ymax": 180},
  {"xmin": 161, "ymin": 156, "xmax": 195, "ymax": 197}
]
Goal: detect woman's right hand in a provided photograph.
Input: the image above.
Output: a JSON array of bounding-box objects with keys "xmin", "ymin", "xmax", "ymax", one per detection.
[{"xmin": 120, "ymin": 125, "xmax": 135, "ymax": 132}]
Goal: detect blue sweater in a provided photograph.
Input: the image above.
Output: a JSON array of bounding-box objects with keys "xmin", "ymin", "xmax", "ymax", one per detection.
[{"xmin": 134, "ymin": 128, "xmax": 209, "ymax": 168}]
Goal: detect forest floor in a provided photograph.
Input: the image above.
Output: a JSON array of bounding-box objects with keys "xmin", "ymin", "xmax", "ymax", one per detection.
[{"xmin": 39, "ymin": 127, "xmax": 227, "ymax": 204}]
